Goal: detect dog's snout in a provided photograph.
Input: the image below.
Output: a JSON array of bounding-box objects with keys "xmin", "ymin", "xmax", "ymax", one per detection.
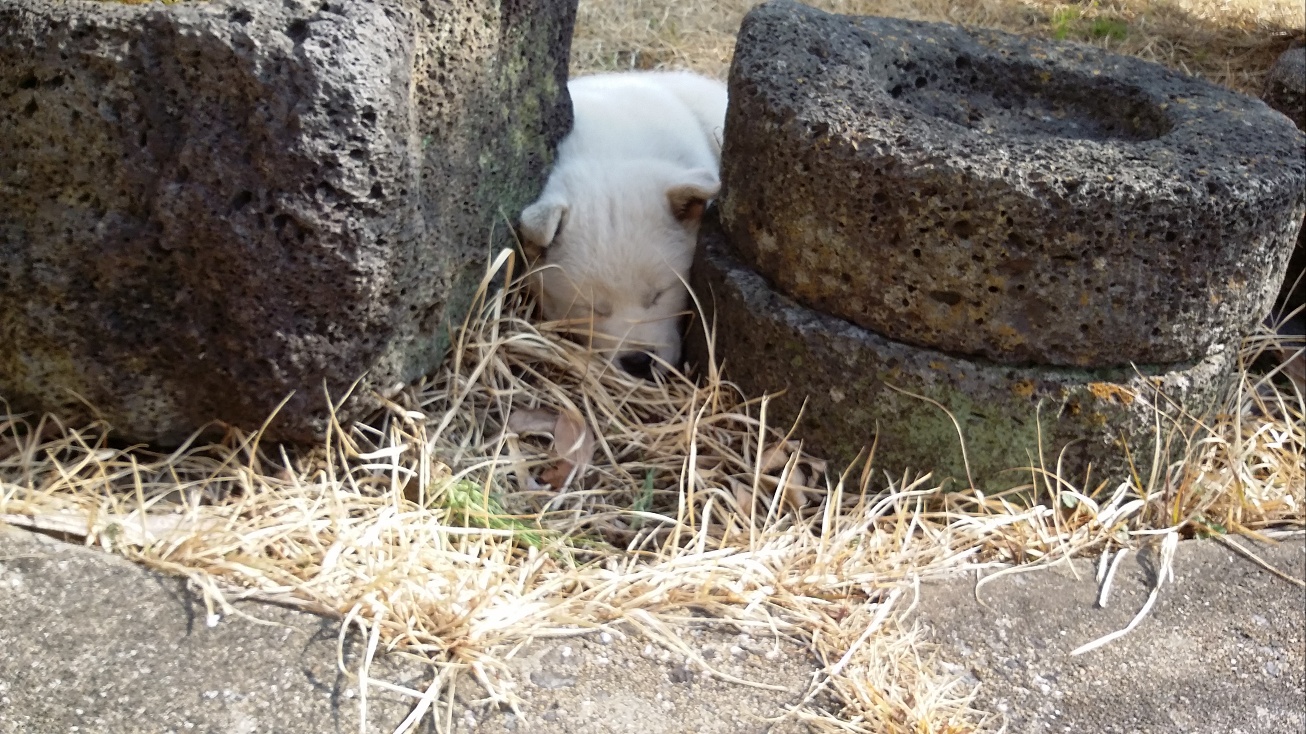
[{"xmin": 617, "ymin": 352, "xmax": 654, "ymax": 379}]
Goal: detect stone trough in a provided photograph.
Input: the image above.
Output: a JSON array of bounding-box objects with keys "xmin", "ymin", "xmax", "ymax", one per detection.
[
  {"xmin": 693, "ymin": 1, "xmax": 1306, "ymax": 486},
  {"xmin": 719, "ymin": 2, "xmax": 1304, "ymax": 369}
]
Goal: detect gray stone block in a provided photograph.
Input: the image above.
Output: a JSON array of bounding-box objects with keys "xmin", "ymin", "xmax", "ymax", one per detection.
[
  {"xmin": 691, "ymin": 214, "xmax": 1235, "ymax": 489},
  {"xmin": 1263, "ymin": 43, "xmax": 1305, "ymax": 330},
  {"xmin": 719, "ymin": 1, "xmax": 1306, "ymax": 368},
  {"xmin": 1264, "ymin": 43, "xmax": 1305, "ymax": 131},
  {"xmin": 0, "ymin": 0, "xmax": 575, "ymax": 443}
]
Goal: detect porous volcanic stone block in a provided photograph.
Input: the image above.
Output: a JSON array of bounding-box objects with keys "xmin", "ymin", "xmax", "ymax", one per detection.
[
  {"xmin": 1264, "ymin": 43, "xmax": 1305, "ymax": 131},
  {"xmin": 690, "ymin": 215, "xmax": 1235, "ymax": 489},
  {"xmin": 0, "ymin": 0, "xmax": 575, "ymax": 443},
  {"xmin": 1262, "ymin": 43, "xmax": 1306, "ymax": 328},
  {"xmin": 720, "ymin": 1, "xmax": 1306, "ymax": 368}
]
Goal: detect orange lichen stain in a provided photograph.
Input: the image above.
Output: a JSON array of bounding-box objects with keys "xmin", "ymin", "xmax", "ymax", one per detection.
[
  {"xmin": 993, "ymin": 323, "xmax": 1022, "ymax": 342},
  {"xmin": 1087, "ymin": 382, "xmax": 1136, "ymax": 405},
  {"xmin": 1011, "ymin": 379, "xmax": 1036, "ymax": 399}
]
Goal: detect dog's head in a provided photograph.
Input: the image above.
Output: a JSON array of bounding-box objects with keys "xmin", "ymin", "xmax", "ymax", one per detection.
[{"xmin": 519, "ymin": 159, "xmax": 719, "ymax": 376}]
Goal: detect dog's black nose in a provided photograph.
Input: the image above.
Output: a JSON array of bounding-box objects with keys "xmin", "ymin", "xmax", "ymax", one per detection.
[{"xmin": 617, "ymin": 352, "xmax": 654, "ymax": 379}]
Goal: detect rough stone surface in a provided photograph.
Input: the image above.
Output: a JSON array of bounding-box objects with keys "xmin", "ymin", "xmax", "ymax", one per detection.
[
  {"xmin": 1264, "ymin": 43, "xmax": 1306, "ymax": 131},
  {"xmin": 916, "ymin": 536, "xmax": 1306, "ymax": 734},
  {"xmin": 0, "ymin": 524, "xmax": 429, "ymax": 733},
  {"xmin": 1262, "ymin": 43, "xmax": 1306, "ymax": 344},
  {"xmin": 691, "ymin": 214, "xmax": 1236, "ymax": 488},
  {"xmin": 0, "ymin": 0, "xmax": 575, "ymax": 444},
  {"xmin": 719, "ymin": 1, "xmax": 1306, "ymax": 368}
]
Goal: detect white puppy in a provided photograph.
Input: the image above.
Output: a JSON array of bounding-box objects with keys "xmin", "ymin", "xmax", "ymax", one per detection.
[{"xmin": 519, "ymin": 71, "xmax": 728, "ymax": 376}]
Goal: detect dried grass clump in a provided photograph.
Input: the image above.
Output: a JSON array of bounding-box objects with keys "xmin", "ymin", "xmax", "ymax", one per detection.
[
  {"xmin": 3, "ymin": 247, "xmax": 1302, "ymax": 732},
  {"xmin": 572, "ymin": 0, "xmax": 1304, "ymax": 93}
]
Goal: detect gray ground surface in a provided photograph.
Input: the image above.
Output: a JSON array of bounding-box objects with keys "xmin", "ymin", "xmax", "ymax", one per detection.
[
  {"xmin": 0, "ymin": 525, "xmax": 429, "ymax": 734},
  {"xmin": 1, "ymin": 522, "xmax": 1302, "ymax": 733},
  {"xmin": 915, "ymin": 536, "xmax": 1306, "ymax": 734}
]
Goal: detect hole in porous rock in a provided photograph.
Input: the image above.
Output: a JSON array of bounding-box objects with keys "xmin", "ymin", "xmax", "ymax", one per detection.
[
  {"xmin": 230, "ymin": 9, "xmax": 253, "ymax": 24},
  {"xmin": 889, "ymin": 58, "xmax": 1170, "ymax": 141},
  {"xmin": 929, "ymin": 290, "xmax": 963, "ymax": 306},
  {"xmin": 952, "ymin": 220, "xmax": 974, "ymax": 238},
  {"xmin": 369, "ymin": 183, "xmax": 384, "ymax": 199},
  {"xmin": 287, "ymin": 19, "xmax": 310, "ymax": 42},
  {"xmin": 231, "ymin": 191, "xmax": 253, "ymax": 211},
  {"xmin": 22, "ymin": 99, "xmax": 38, "ymax": 116}
]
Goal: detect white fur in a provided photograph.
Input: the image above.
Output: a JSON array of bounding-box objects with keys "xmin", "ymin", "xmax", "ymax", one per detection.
[{"xmin": 520, "ymin": 71, "xmax": 728, "ymax": 373}]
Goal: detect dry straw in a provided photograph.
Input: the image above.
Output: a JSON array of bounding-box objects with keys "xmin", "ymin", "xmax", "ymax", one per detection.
[
  {"xmin": 2, "ymin": 245, "xmax": 1302, "ymax": 732},
  {"xmin": 4, "ymin": 1, "xmax": 1305, "ymax": 731}
]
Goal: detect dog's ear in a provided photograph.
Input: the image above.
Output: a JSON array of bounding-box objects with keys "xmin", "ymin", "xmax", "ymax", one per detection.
[
  {"xmin": 519, "ymin": 197, "xmax": 568, "ymax": 255},
  {"xmin": 667, "ymin": 169, "xmax": 720, "ymax": 224}
]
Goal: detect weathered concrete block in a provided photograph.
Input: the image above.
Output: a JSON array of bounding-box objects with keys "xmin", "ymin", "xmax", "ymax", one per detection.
[
  {"xmin": 691, "ymin": 215, "xmax": 1234, "ymax": 489},
  {"xmin": 720, "ymin": 1, "xmax": 1306, "ymax": 368},
  {"xmin": 0, "ymin": 0, "xmax": 575, "ymax": 443}
]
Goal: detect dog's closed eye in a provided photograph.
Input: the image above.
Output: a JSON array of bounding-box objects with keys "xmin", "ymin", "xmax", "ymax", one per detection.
[{"xmin": 645, "ymin": 287, "xmax": 674, "ymax": 309}]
